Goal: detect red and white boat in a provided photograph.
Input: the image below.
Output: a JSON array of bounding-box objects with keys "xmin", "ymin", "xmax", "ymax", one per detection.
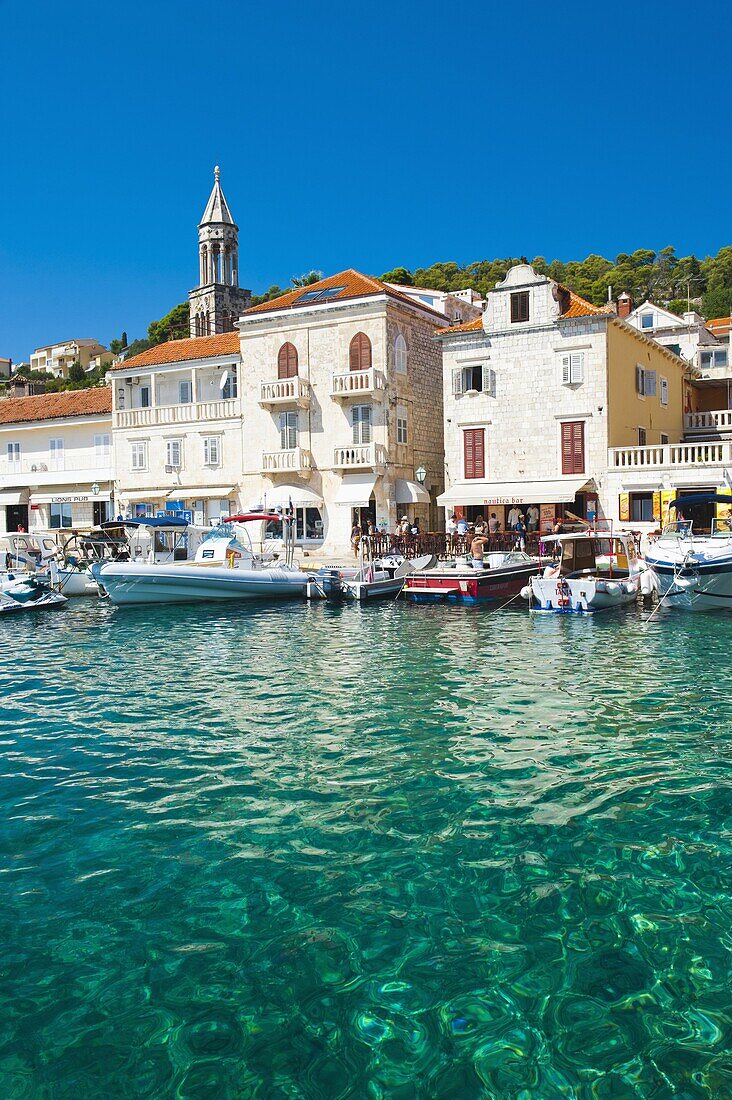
[{"xmin": 403, "ymin": 551, "xmax": 539, "ymax": 603}]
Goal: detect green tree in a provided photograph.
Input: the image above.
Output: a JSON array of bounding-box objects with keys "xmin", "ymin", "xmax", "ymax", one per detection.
[
  {"xmin": 148, "ymin": 303, "xmax": 190, "ymax": 344},
  {"xmin": 291, "ymin": 270, "xmax": 323, "ymax": 288},
  {"xmin": 380, "ymin": 266, "xmax": 414, "ymax": 285},
  {"xmin": 68, "ymin": 360, "xmax": 86, "ymax": 384}
]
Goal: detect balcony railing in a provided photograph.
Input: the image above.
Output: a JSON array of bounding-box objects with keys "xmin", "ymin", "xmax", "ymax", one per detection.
[
  {"xmin": 684, "ymin": 409, "xmax": 732, "ymax": 435},
  {"xmin": 261, "ymin": 447, "xmax": 312, "ymax": 475},
  {"xmin": 610, "ymin": 442, "xmax": 732, "ymax": 469},
  {"xmin": 333, "ymin": 442, "xmax": 388, "ymax": 469},
  {"xmin": 114, "ymin": 399, "xmax": 239, "ymax": 429},
  {"xmin": 331, "ymin": 368, "xmax": 386, "ymax": 399},
  {"xmin": 258, "ymin": 377, "xmax": 310, "ymax": 407}
]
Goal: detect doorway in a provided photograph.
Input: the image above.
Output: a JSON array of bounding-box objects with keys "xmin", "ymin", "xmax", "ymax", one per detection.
[{"xmin": 6, "ymin": 504, "xmax": 28, "ymax": 531}]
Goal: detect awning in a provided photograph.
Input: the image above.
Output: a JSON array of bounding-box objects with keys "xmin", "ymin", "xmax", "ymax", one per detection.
[
  {"xmin": 31, "ymin": 490, "xmax": 112, "ymax": 504},
  {"xmin": 0, "ymin": 490, "xmax": 28, "ymax": 506},
  {"xmin": 247, "ymin": 483, "xmax": 323, "ymax": 509},
  {"xmin": 334, "ymin": 473, "xmax": 378, "ymax": 506},
  {"xmin": 167, "ymin": 487, "xmax": 235, "ymax": 500},
  {"xmin": 395, "ymin": 478, "xmax": 430, "ymax": 504},
  {"xmin": 120, "ymin": 489, "xmax": 169, "ymax": 502},
  {"xmin": 437, "ymin": 478, "xmax": 591, "ymax": 508}
]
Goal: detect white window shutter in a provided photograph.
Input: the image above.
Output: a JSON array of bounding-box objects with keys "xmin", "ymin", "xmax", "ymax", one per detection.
[
  {"xmin": 452, "ymin": 368, "xmax": 464, "ymax": 396},
  {"xmin": 562, "ymin": 355, "xmax": 571, "ymax": 384},
  {"xmin": 482, "ymin": 363, "xmax": 496, "ymax": 396},
  {"xmin": 571, "ymin": 352, "xmax": 584, "ymax": 383},
  {"xmin": 660, "ymin": 377, "xmax": 669, "ymax": 405},
  {"xmin": 636, "ymin": 365, "xmax": 644, "ymax": 394},
  {"xmin": 646, "ymin": 370, "xmax": 657, "ymax": 397}
]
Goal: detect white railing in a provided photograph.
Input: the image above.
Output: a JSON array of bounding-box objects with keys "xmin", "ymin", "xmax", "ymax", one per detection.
[
  {"xmin": 114, "ymin": 399, "xmax": 239, "ymax": 428},
  {"xmin": 610, "ymin": 442, "xmax": 732, "ymax": 469},
  {"xmin": 331, "ymin": 368, "xmax": 386, "ymax": 398},
  {"xmin": 261, "ymin": 447, "xmax": 312, "ymax": 473},
  {"xmin": 684, "ymin": 409, "xmax": 732, "ymax": 433},
  {"xmin": 258, "ymin": 377, "xmax": 310, "ymax": 405},
  {"xmin": 333, "ymin": 442, "xmax": 388, "ymax": 468},
  {"xmin": 1, "ymin": 456, "xmax": 111, "ymax": 475}
]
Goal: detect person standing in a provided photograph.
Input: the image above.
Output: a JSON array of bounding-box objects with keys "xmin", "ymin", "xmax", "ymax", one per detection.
[
  {"xmin": 470, "ymin": 533, "xmax": 490, "ymax": 568},
  {"xmin": 488, "ymin": 512, "xmax": 500, "ymax": 534},
  {"xmin": 507, "ymin": 505, "xmax": 521, "ymax": 530},
  {"xmin": 526, "ymin": 504, "xmax": 539, "ymax": 532},
  {"xmin": 514, "ymin": 513, "xmax": 528, "ymax": 552},
  {"xmin": 351, "ymin": 522, "xmax": 362, "ymax": 558},
  {"xmin": 456, "ymin": 515, "xmax": 468, "ymax": 537}
]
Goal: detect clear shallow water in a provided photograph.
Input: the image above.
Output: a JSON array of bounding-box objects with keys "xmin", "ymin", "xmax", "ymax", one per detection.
[{"xmin": 1, "ymin": 600, "xmax": 731, "ymax": 1099}]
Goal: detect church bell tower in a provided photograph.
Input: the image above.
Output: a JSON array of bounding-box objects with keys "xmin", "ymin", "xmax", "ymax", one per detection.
[{"xmin": 188, "ymin": 166, "xmax": 251, "ymax": 336}]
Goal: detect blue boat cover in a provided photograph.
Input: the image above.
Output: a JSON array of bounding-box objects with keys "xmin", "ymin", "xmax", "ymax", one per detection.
[{"xmin": 669, "ymin": 494, "xmax": 732, "ymax": 510}]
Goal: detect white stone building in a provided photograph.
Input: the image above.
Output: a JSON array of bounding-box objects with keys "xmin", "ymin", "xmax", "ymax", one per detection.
[
  {"xmin": 0, "ymin": 388, "xmax": 113, "ymax": 535},
  {"xmin": 30, "ymin": 339, "xmax": 112, "ymax": 379},
  {"xmin": 385, "ymin": 284, "xmax": 484, "ymax": 324},
  {"xmin": 438, "ymin": 263, "xmax": 687, "ymax": 533}
]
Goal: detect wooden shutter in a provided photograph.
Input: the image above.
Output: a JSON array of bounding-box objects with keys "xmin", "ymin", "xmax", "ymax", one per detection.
[
  {"xmin": 464, "ymin": 428, "xmax": 485, "ymax": 479},
  {"xmin": 561, "ymin": 421, "xmax": 584, "ymax": 475},
  {"xmin": 660, "ymin": 376, "xmax": 668, "ymax": 405},
  {"xmin": 349, "ymin": 332, "xmax": 372, "ymax": 372},
  {"xmin": 645, "ymin": 369, "xmax": 657, "ymax": 397},
  {"xmin": 277, "ymin": 342, "xmax": 298, "ymax": 379},
  {"xmin": 636, "ymin": 365, "xmax": 645, "ymax": 394}
]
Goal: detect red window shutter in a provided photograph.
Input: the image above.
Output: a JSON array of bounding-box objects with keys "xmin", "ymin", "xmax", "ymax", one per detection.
[
  {"xmin": 464, "ymin": 428, "xmax": 485, "ymax": 479},
  {"xmin": 350, "ymin": 332, "xmax": 372, "ymax": 372},
  {"xmin": 278, "ymin": 342, "xmax": 298, "ymax": 379},
  {"xmin": 561, "ymin": 421, "xmax": 584, "ymax": 475}
]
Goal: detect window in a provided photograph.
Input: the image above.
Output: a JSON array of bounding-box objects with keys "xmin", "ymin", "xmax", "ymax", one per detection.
[
  {"xmin": 700, "ymin": 349, "xmax": 728, "ymax": 370},
  {"xmin": 203, "ymin": 436, "xmax": 220, "ymax": 466},
  {"xmin": 295, "ymin": 286, "xmax": 346, "ymax": 303},
  {"xmin": 279, "ymin": 411, "xmax": 298, "ymax": 450},
  {"xmin": 630, "ymin": 492, "xmax": 654, "ymax": 522},
  {"xmin": 636, "ymin": 366, "xmax": 657, "ymax": 397},
  {"xmin": 352, "ymin": 404, "xmax": 372, "ymax": 444},
  {"xmin": 166, "ymin": 439, "xmax": 182, "ymax": 468},
  {"xmin": 660, "ymin": 433, "xmax": 669, "ymax": 445},
  {"xmin": 49, "ymin": 438, "xmax": 64, "ymax": 470},
  {"xmin": 349, "ymin": 332, "xmax": 372, "ymax": 372},
  {"xmin": 179, "ymin": 380, "xmax": 193, "ymax": 404},
  {"xmin": 510, "ymin": 291, "xmax": 529, "ymax": 323},
  {"xmin": 395, "ymin": 334, "xmax": 407, "ymax": 374},
  {"xmin": 139, "ymin": 385, "xmax": 151, "ymax": 408},
  {"xmin": 561, "ymin": 421, "xmax": 585, "ymax": 475},
  {"xmin": 222, "ymin": 368, "xmax": 237, "ymax": 400},
  {"xmin": 396, "ymin": 406, "xmax": 408, "ymax": 444},
  {"xmin": 7, "ymin": 442, "xmax": 20, "ymax": 467},
  {"xmin": 561, "ymin": 351, "xmax": 585, "ymax": 385},
  {"xmin": 94, "ymin": 433, "xmax": 111, "ymax": 459},
  {"xmin": 660, "ymin": 376, "xmax": 669, "ymax": 406},
  {"xmin": 641, "ymin": 313, "xmax": 654, "ymax": 330},
  {"xmin": 638, "ymin": 427, "xmax": 647, "ymax": 447},
  {"xmin": 452, "ymin": 364, "xmax": 496, "ymax": 396},
  {"xmin": 463, "ymin": 428, "xmax": 485, "ymax": 479},
  {"xmin": 131, "ymin": 442, "xmax": 147, "ymax": 470},
  {"xmin": 50, "ymin": 503, "xmax": 73, "ymax": 530},
  {"xmin": 277, "ymin": 342, "xmax": 298, "ymax": 379}
]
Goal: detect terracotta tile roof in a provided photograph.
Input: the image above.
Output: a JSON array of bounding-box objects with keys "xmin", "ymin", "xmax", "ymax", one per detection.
[
  {"xmin": 707, "ymin": 316, "xmax": 732, "ymax": 334},
  {"xmin": 243, "ymin": 269, "xmax": 448, "ymax": 321},
  {"xmin": 437, "ymin": 315, "xmax": 485, "ymax": 335},
  {"xmin": 111, "ymin": 331, "xmax": 240, "ymax": 370},
  {"xmin": 0, "ymin": 387, "xmax": 112, "ymax": 425},
  {"xmin": 559, "ymin": 287, "xmax": 611, "ymax": 318}
]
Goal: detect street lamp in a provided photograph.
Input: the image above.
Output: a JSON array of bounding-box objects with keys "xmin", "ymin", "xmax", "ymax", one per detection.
[
  {"xmin": 91, "ymin": 482, "xmax": 100, "ymax": 496},
  {"xmin": 415, "ymin": 465, "xmax": 427, "ymax": 484}
]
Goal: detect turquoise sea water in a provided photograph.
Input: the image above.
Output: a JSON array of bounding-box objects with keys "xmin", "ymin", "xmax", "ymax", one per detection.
[{"xmin": 1, "ymin": 599, "xmax": 731, "ymax": 1099}]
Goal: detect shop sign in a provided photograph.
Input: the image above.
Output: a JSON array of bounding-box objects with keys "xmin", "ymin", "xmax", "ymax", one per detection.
[
  {"xmin": 619, "ymin": 493, "xmax": 630, "ymax": 522},
  {"xmin": 51, "ymin": 495, "xmax": 91, "ymax": 503},
  {"xmin": 484, "ymin": 497, "xmax": 525, "ymax": 505}
]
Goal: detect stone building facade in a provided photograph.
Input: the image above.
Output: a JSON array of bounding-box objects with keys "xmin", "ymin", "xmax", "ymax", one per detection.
[
  {"xmin": 438, "ymin": 263, "xmax": 687, "ymax": 532},
  {"xmin": 188, "ymin": 167, "xmax": 250, "ymax": 337}
]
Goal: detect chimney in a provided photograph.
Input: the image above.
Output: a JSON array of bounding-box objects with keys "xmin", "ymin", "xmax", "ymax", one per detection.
[{"xmin": 617, "ymin": 291, "xmax": 633, "ymax": 319}]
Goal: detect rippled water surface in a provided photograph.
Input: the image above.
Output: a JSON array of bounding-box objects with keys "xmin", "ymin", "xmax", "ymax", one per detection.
[{"xmin": 1, "ymin": 599, "xmax": 731, "ymax": 1098}]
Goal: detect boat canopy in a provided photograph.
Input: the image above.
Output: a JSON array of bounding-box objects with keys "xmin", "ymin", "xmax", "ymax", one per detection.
[
  {"xmin": 226, "ymin": 513, "xmax": 283, "ymax": 524},
  {"xmin": 669, "ymin": 494, "xmax": 732, "ymax": 510},
  {"xmin": 123, "ymin": 516, "xmax": 189, "ymax": 529}
]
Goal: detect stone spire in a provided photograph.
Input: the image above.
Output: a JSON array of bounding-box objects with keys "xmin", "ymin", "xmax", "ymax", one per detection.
[{"xmin": 189, "ymin": 166, "xmax": 251, "ymax": 336}]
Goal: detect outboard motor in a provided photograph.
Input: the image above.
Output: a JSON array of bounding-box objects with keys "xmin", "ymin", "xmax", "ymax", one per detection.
[{"xmin": 319, "ymin": 568, "xmax": 345, "ymax": 602}]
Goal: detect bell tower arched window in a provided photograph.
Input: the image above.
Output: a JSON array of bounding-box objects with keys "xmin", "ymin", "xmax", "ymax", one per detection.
[
  {"xmin": 349, "ymin": 332, "xmax": 372, "ymax": 372},
  {"xmin": 278, "ymin": 342, "xmax": 298, "ymax": 379}
]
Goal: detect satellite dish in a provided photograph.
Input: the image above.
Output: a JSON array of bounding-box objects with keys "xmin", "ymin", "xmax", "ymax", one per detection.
[{"xmin": 219, "ymin": 370, "xmax": 229, "ymax": 391}]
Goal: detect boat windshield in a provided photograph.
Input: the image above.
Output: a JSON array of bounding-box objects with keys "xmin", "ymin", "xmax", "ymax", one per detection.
[
  {"xmin": 711, "ymin": 517, "xmax": 732, "ymax": 538},
  {"xmin": 660, "ymin": 520, "xmax": 693, "ymax": 540}
]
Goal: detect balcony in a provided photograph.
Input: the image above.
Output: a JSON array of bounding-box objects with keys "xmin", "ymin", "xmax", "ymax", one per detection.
[
  {"xmin": 609, "ymin": 442, "xmax": 732, "ymax": 469},
  {"xmin": 684, "ymin": 409, "xmax": 732, "ymax": 438},
  {"xmin": 114, "ymin": 398, "xmax": 239, "ymax": 429},
  {"xmin": 331, "ymin": 368, "xmax": 386, "ymax": 399},
  {"xmin": 0, "ymin": 455, "xmax": 113, "ymax": 489},
  {"xmin": 258, "ymin": 377, "xmax": 310, "ymax": 408},
  {"xmin": 261, "ymin": 447, "xmax": 312, "ymax": 476},
  {"xmin": 333, "ymin": 442, "xmax": 388, "ymax": 470}
]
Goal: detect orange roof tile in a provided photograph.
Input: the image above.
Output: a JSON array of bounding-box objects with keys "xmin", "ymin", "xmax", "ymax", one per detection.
[
  {"xmin": 244, "ymin": 269, "xmax": 448, "ymax": 321},
  {"xmin": 111, "ymin": 331, "xmax": 240, "ymax": 370},
  {"xmin": 437, "ymin": 315, "xmax": 484, "ymax": 335},
  {"xmin": 707, "ymin": 316, "xmax": 732, "ymax": 333},
  {"xmin": 559, "ymin": 288, "xmax": 610, "ymax": 318},
  {"xmin": 0, "ymin": 387, "xmax": 112, "ymax": 426}
]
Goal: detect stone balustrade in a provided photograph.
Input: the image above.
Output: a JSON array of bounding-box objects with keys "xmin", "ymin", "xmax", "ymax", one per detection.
[
  {"xmin": 333, "ymin": 442, "xmax": 388, "ymax": 469},
  {"xmin": 258, "ymin": 378, "xmax": 310, "ymax": 407},
  {"xmin": 609, "ymin": 441, "xmax": 732, "ymax": 468},
  {"xmin": 330, "ymin": 368, "xmax": 386, "ymax": 399},
  {"xmin": 114, "ymin": 399, "xmax": 239, "ymax": 429},
  {"xmin": 261, "ymin": 447, "xmax": 312, "ymax": 474},
  {"xmin": 684, "ymin": 409, "xmax": 732, "ymax": 434}
]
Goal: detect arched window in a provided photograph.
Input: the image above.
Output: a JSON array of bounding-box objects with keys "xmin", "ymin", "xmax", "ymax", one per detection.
[
  {"xmin": 349, "ymin": 332, "xmax": 372, "ymax": 372},
  {"xmin": 205, "ymin": 311, "xmax": 210, "ymax": 336},
  {"xmin": 278, "ymin": 342, "xmax": 298, "ymax": 378},
  {"xmin": 395, "ymin": 333, "xmax": 407, "ymax": 374}
]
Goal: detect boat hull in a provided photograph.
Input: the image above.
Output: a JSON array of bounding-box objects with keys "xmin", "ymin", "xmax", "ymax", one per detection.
[
  {"xmin": 528, "ymin": 574, "xmax": 639, "ymax": 614},
  {"xmin": 94, "ymin": 562, "xmax": 309, "ymax": 605},
  {"xmin": 404, "ymin": 561, "xmax": 537, "ymax": 603},
  {"xmin": 647, "ymin": 554, "xmax": 732, "ymax": 610}
]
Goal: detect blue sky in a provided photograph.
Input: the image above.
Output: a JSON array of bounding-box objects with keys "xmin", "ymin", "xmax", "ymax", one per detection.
[{"xmin": 2, "ymin": 0, "xmax": 730, "ymax": 363}]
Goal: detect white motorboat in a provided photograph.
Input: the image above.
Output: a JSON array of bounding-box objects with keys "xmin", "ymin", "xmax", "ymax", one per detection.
[
  {"xmin": 644, "ymin": 494, "xmax": 732, "ymax": 610},
  {"xmin": 92, "ymin": 514, "xmax": 309, "ymax": 606},
  {"xmin": 523, "ymin": 531, "xmax": 654, "ymax": 613},
  {"xmin": 340, "ymin": 539, "xmax": 434, "ymax": 601},
  {"xmin": 0, "ymin": 574, "xmax": 68, "ymax": 613}
]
